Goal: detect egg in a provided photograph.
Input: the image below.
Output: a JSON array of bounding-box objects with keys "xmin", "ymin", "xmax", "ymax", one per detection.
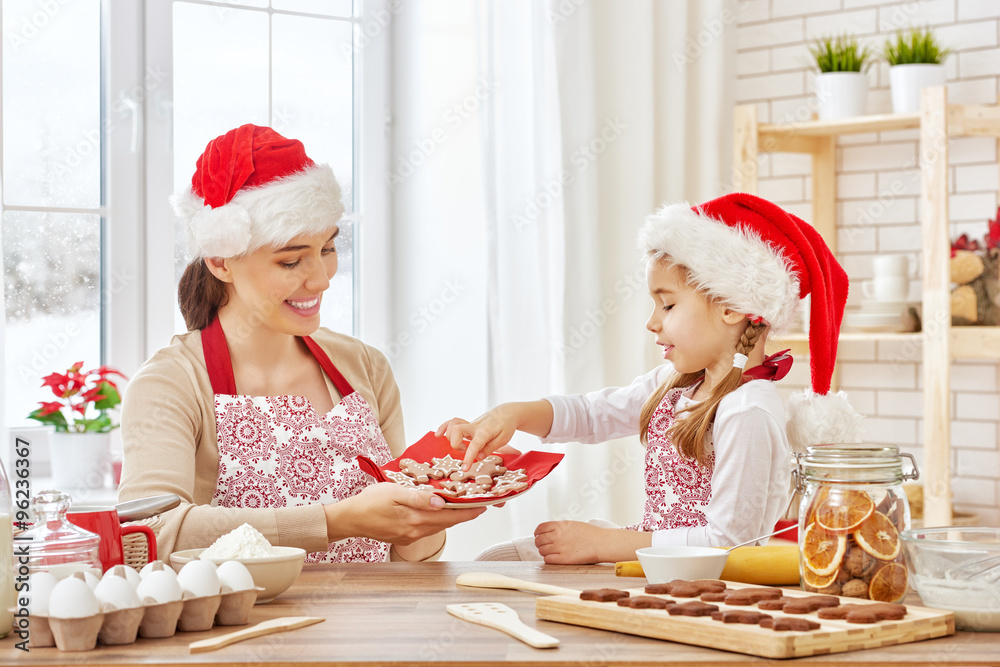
[
  {"xmin": 71, "ymin": 570, "xmax": 101, "ymax": 590},
  {"xmin": 177, "ymin": 559, "xmax": 221, "ymax": 598},
  {"xmin": 136, "ymin": 570, "xmax": 183, "ymax": 605},
  {"xmin": 105, "ymin": 564, "xmax": 142, "ymax": 590},
  {"xmin": 94, "ymin": 574, "xmax": 141, "ymax": 610},
  {"xmin": 48, "ymin": 576, "xmax": 100, "ymax": 619},
  {"xmin": 26, "ymin": 571, "xmax": 58, "ymax": 616},
  {"xmin": 216, "ymin": 561, "xmax": 255, "ymax": 592},
  {"xmin": 139, "ymin": 560, "xmax": 177, "ymax": 580}
]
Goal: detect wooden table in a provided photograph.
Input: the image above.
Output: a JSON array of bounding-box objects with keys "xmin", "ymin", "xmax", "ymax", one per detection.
[{"xmin": 5, "ymin": 561, "xmax": 998, "ymax": 665}]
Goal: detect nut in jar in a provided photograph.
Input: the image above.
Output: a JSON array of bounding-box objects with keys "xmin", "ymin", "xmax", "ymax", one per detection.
[{"xmin": 793, "ymin": 445, "xmax": 919, "ymax": 603}]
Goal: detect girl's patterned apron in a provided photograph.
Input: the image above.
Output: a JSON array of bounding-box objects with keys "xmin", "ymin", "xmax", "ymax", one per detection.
[
  {"xmin": 202, "ymin": 317, "xmax": 392, "ymax": 563},
  {"xmin": 626, "ymin": 387, "xmax": 715, "ymax": 532}
]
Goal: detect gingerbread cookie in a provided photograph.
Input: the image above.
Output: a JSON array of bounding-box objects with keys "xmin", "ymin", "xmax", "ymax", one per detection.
[
  {"xmin": 616, "ymin": 595, "xmax": 674, "ymax": 609},
  {"xmin": 663, "ymin": 580, "xmax": 727, "ymax": 598},
  {"xmin": 699, "ymin": 591, "xmax": 729, "ymax": 602},
  {"xmin": 717, "ymin": 587, "xmax": 784, "ymax": 606},
  {"xmin": 817, "ymin": 603, "xmax": 907, "ymax": 623},
  {"xmin": 440, "ymin": 479, "xmax": 493, "ymax": 497},
  {"xmin": 580, "ymin": 588, "xmax": 629, "ymax": 602},
  {"xmin": 398, "ymin": 458, "xmax": 444, "ymax": 484},
  {"xmin": 668, "ymin": 601, "xmax": 720, "ymax": 616},
  {"xmin": 760, "ymin": 617, "xmax": 821, "ymax": 632},
  {"xmin": 450, "ymin": 455, "xmax": 506, "ymax": 487},
  {"xmin": 758, "ymin": 597, "xmax": 793, "ymax": 611},
  {"xmin": 711, "ymin": 610, "xmax": 772, "ymax": 624},
  {"xmin": 491, "ymin": 469, "xmax": 529, "ymax": 495},
  {"xmin": 385, "ymin": 470, "xmax": 418, "ymax": 487},
  {"xmin": 781, "ymin": 595, "xmax": 840, "ymax": 614},
  {"xmin": 430, "ymin": 455, "xmax": 464, "ymax": 478}
]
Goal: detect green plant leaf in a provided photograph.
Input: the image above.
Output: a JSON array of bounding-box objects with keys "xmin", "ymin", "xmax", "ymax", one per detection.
[
  {"xmin": 884, "ymin": 26, "xmax": 950, "ymax": 65},
  {"xmin": 78, "ymin": 413, "xmax": 113, "ymax": 433},
  {"xmin": 810, "ymin": 33, "xmax": 873, "ymax": 73},
  {"xmin": 27, "ymin": 407, "xmax": 69, "ymax": 431},
  {"xmin": 92, "ymin": 380, "xmax": 121, "ymax": 410}
]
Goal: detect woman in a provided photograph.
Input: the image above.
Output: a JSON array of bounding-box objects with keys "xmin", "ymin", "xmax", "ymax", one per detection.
[{"xmin": 119, "ymin": 124, "xmax": 485, "ymax": 562}]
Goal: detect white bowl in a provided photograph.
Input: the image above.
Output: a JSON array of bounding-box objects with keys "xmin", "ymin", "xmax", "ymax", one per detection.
[
  {"xmin": 636, "ymin": 546, "xmax": 729, "ymax": 584},
  {"xmin": 169, "ymin": 547, "xmax": 305, "ymax": 604}
]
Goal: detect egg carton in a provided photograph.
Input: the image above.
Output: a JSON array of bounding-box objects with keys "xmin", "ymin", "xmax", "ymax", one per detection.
[{"xmin": 26, "ymin": 561, "xmax": 263, "ymax": 652}]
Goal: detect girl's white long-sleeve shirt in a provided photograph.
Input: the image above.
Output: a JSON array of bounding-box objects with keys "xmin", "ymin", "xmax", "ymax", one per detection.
[{"xmin": 541, "ymin": 364, "xmax": 792, "ymax": 548}]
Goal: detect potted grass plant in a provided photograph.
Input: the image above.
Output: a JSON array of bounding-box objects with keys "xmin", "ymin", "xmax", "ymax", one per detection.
[
  {"xmin": 810, "ymin": 34, "xmax": 874, "ymax": 121},
  {"xmin": 884, "ymin": 27, "xmax": 950, "ymax": 113}
]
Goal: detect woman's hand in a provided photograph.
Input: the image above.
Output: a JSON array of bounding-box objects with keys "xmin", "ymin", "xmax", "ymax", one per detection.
[
  {"xmin": 437, "ymin": 400, "xmax": 553, "ymax": 470},
  {"xmin": 534, "ymin": 521, "xmax": 653, "ymax": 564},
  {"xmin": 325, "ymin": 482, "xmax": 485, "ymax": 546}
]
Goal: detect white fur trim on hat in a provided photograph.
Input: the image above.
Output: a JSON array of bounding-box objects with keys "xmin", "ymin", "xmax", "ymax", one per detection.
[
  {"xmin": 785, "ymin": 389, "xmax": 864, "ymax": 453},
  {"xmin": 171, "ymin": 163, "xmax": 345, "ymax": 259},
  {"xmin": 638, "ymin": 203, "xmax": 801, "ymax": 333}
]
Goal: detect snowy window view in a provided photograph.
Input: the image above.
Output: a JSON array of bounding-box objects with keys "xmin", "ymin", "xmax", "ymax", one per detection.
[
  {"xmin": 2, "ymin": 0, "xmax": 102, "ymax": 430},
  {"xmin": 3, "ymin": 0, "xmax": 356, "ymax": 430}
]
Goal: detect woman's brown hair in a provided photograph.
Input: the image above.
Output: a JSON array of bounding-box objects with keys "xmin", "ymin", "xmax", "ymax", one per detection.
[
  {"xmin": 638, "ymin": 264, "xmax": 767, "ymax": 468},
  {"xmin": 178, "ymin": 260, "xmax": 229, "ymax": 331}
]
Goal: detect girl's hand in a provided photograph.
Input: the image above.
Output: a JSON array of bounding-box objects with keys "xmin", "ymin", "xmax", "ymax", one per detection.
[
  {"xmin": 325, "ymin": 482, "xmax": 486, "ymax": 546},
  {"xmin": 437, "ymin": 407, "xmax": 519, "ymax": 470},
  {"xmin": 533, "ymin": 521, "xmax": 604, "ymax": 564}
]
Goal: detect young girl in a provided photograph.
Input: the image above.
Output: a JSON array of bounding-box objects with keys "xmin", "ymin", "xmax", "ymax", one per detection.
[{"xmin": 439, "ymin": 193, "xmax": 862, "ymax": 563}]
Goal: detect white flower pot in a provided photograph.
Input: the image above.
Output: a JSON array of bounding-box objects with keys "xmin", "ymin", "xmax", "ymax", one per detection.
[
  {"xmin": 889, "ymin": 63, "xmax": 945, "ymax": 113},
  {"xmin": 49, "ymin": 431, "xmax": 110, "ymax": 491},
  {"xmin": 815, "ymin": 71, "xmax": 869, "ymax": 121}
]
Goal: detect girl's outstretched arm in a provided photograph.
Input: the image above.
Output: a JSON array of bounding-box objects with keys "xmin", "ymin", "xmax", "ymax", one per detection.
[
  {"xmin": 437, "ymin": 400, "xmax": 554, "ymax": 469},
  {"xmin": 534, "ymin": 521, "xmax": 653, "ymax": 564}
]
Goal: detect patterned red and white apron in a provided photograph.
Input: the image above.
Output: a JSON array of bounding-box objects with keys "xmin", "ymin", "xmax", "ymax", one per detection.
[
  {"xmin": 626, "ymin": 387, "xmax": 716, "ymax": 532},
  {"xmin": 202, "ymin": 317, "xmax": 392, "ymax": 563}
]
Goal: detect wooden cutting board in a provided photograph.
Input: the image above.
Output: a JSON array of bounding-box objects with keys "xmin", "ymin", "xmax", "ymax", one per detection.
[{"xmin": 535, "ymin": 581, "xmax": 954, "ymax": 659}]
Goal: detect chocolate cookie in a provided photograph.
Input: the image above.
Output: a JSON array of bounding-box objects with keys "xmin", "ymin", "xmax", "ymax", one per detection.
[{"xmin": 580, "ymin": 588, "xmax": 629, "ymax": 602}]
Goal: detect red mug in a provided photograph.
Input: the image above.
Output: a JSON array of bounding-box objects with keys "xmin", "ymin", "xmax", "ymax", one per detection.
[{"xmin": 66, "ymin": 505, "xmax": 157, "ymax": 573}]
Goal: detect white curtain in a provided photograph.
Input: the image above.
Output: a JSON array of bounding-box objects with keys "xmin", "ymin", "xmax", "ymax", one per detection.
[{"xmin": 390, "ymin": 0, "xmax": 734, "ymax": 559}]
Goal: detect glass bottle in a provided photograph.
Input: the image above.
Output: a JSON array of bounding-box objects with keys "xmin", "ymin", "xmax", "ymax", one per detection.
[
  {"xmin": 793, "ymin": 445, "xmax": 919, "ymax": 603},
  {"xmin": 15, "ymin": 490, "xmax": 101, "ymax": 579},
  {"xmin": 0, "ymin": 458, "xmax": 12, "ymax": 638}
]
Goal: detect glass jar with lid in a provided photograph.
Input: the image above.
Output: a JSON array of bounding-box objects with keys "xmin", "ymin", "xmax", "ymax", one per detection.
[
  {"xmin": 793, "ymin": 445, "xmax": 919, "ymax": 603},
  {"xmin": 16, "ymin": 490, "xmax": 101, "ymax": 579}
]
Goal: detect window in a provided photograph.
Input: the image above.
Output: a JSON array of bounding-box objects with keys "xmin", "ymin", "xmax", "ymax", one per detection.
[{"xmin": 2, "ymin": 0, "xmax": 103, "ymax": 430}]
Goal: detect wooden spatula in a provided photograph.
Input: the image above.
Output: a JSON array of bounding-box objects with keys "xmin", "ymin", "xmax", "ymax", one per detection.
[
  {"xmin": 447, "ymin": 603, "xmax": 559, "ymax": 648},
  {"xmin": 189, "ymin": 616, "xmax": 324, "ymax": 653},
  {"xmin": 456, "ymin": 572, "xmax": 579, "ymax": 596}
]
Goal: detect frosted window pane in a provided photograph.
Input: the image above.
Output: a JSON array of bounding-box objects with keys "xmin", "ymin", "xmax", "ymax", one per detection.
[
  {"xmin": 272, "ymin": 0, "xmax": 352, "ymax": 17},
  {"xmin": 4, "ymin": 211, "xmax": 101, "ymax": 428},
  {"xmin": 272, "ymin": 14, "xmax": 353, "ymax": 214},
  {"xmin": 1, "ymin": 0, "xmax": 100, "ymax": 208},
  {"xmin": 172, "ymin": 2, "xmax": 270, "ymax": 194}
]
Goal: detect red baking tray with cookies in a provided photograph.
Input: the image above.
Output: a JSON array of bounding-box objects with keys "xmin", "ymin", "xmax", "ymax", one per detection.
[{"xmin": 357, "ymin": 432, "xmax": 564, "ymax": 507}]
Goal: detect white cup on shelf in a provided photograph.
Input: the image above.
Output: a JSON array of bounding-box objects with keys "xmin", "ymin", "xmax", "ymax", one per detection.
[
  {"xmin": 872, "ymin": 254, "xmax": 909, "ymax": 279},
  {"xmin": 862, "ymin": 275, "xmax": 909, "ymax": 303}
]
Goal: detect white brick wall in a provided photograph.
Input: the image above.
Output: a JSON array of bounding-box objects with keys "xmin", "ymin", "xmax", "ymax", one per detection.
[{"xmin": 736, "ymin": 0, "xmax": 1000, "ymax": 523}]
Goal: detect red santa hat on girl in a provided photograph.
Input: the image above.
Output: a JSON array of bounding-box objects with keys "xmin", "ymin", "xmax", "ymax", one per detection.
[
  {"xmin": 172, "ymin": 124, "xmax": 345, "ymax": 258},
  {"xmin": 638, "ymin": 192, "xmax": 862, "ymax": 452}
]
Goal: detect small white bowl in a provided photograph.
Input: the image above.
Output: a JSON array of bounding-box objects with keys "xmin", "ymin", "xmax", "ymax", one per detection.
[
  {"xmin": 636, "ymin": 546, "xmax": 729, "ymax": 584},
  {"xmin": 169, "ymin": 547, "xmax": 305, "ymax": 604}
]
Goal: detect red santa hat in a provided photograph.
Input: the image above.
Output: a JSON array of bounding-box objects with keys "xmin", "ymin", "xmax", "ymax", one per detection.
[
  {"xmin": 172, "ymin": 124, "xmax": 345, "ymax": 258},
  {"xmin": 638, "ymin": 192, "xmax": 862, "ymax": 452}
]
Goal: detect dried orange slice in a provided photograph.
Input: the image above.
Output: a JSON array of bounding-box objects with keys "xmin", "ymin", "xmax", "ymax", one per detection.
[
  {"xmin": 868, "ymin": 561, "xmax": 908, "ymax": 602},
  {"xmin": 802, "ymin": 567, "xmax": 838, "ymax": 590},
  {"xmin": 815, "ymin": 489, "xmax": 874, "ymax": 533},
  {"xmin": 802, "ymin": 521, "xmax": 847, "ymax": 577},
  {"xmin": 854, "ymin": 511, "xmax": 901, "ymax": 561},
  {"xmin": 803, "ymin": 486, "xmax": 830, "ymax": 525}
]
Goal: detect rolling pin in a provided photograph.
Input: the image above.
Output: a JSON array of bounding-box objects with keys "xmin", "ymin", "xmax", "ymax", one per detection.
[{"xmin": 615, "ymin": 545, "xmax": 801, "ymax": 585}]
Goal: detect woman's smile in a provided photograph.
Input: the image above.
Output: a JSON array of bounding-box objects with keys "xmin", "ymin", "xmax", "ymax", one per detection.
[{"xmin": 285, "ymin": 296, "xmax": 322, "ymax": 316}]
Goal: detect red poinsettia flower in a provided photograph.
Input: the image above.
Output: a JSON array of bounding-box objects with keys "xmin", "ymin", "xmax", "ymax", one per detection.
[
  {"xmin": 28, "ymin": 362, "xmax": 129, "ymax": 433},
  {"xmin": 951, "ymin": 233, "xmax": 982, "ymax": 258},
  {"xmin": 36, "ymin": 401, "xmax": 64, "ymax": 417}
]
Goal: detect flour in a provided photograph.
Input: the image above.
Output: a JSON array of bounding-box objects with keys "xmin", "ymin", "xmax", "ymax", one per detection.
[
  {"xmin": 201, "ymin": 523, "xmax": 275, "ymax": 559},
  {"xmin": 912, "ymin": 574, "xmax": 1000, "ymax": 632}
]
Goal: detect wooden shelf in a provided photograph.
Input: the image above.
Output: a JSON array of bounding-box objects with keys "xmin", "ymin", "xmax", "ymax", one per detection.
[
  {"xmin": 735, "ymin": 88, "xmax": 1000, "ymax": 529},
  {"xmin": 773, "ymin": 327, "xmax": 1000, "ymax": 360}
]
